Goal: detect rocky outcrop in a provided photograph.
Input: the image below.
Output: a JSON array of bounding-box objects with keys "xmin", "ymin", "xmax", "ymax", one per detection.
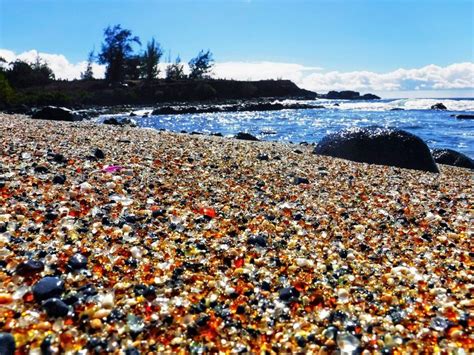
[
  {"xmin": 103, "ymin": 117, "xmax": 137, "ymax": 127},
  {"xmin": 430, "ymin": 103, "xmax": 447, "ymax": 110},
  {"xmin": 324, "ymin": 91, "xmax": 380, "ymax": 100},
  {"xmin": 454, "ymin": 114, "xmax": 474, "ymax": 119},
  {"xmin": 431, "ymin": 149, "xmax": 474, "ymax": 169},
  {"xmin": 151, "ymin": 102, "xmax": 325, "ymax": 115},
  {"xmin": 313, "ymin": 126, "xmax": 439, "ymax": 173},
  {"xmin": 32, "ymin": 106, "xmax": 82, "ymax": 121},
  {"xmin": 235, "ymin": 132, "xmax": 259, "ymax": 141}
]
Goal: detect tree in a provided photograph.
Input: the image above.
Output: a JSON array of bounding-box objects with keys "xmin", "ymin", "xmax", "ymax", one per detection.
[
  {"xmin": 188, "ymin": 50, "xmax": 214, "ymax": 79},
  {"xmin": 5, "ymin": 59, "xmax": 54, "ymax": 88},
  {"xmin": 165, "ymin": 56, "xmax": 185, "ymax": 80},
  {"xmin": 140, "ymin": 38, "xmax": 163, "ymax": 81},
  {"xmin": 98, "ymin": 25, "xmax": 141, "ymax": 82},
  {"xmin": 81, "ymin": 50, "xmax": 95, "ymax": 80}
]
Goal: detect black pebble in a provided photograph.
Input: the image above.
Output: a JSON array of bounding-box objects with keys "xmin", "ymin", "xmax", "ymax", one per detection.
[
  {"xmin": 278, "ymin": 286, "xmax": 300, "ymax": 302},
  {"xmin": 293, "ymin": 177, "xmax": 309, "ymax": 185},
  {"xmin": 32, "ymin": 276, "xmax": 65, "ymax": 302},
  {"xmin": 42, "ymin": 298, "xmax": 69, "ymax": 317},
  {"xmin": 257, "ymin": 153, "xmax": 269, "ymax": 161},
  {"xmin": 68, "ymin": 253, "xmax": 88, "ymax": 270},
  {"xmin": 53, "ymin": 154, "xmax": 67, "ymax": 163},
  {"xmin": 16, "ymin": 259, "xmax": 44, "ymax": 276},
  {"xmin": 247, "ymin": 235, "xmax": 267, "ymax": 248},
  {"xmin": 94, "ymin": 148, "xmax": 105, "ymax": 159},
  {"xmin": 34, "ymin": 166, "xmax": 49, "ymax": 174},
  {"xmin": 52, "ymin": 175, "xmax": 66, "ymax": 184},
  {"xmin": 0, "ymin": 333, "xmax": 15, "ymax": 355},
  {"xmin": 125, "ymin": 347, "xmax": 140, "ymax": 355}
]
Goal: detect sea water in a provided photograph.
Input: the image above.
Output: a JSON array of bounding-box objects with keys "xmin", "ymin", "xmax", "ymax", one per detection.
[{"xmin": 99, "ymin": 98, "xmax": 474, "ymax": 158}]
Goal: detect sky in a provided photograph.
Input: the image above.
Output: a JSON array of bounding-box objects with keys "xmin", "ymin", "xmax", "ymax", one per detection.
[{"xmin": 0, "ymin": 0, "xmax": 473, "ymax": 98}]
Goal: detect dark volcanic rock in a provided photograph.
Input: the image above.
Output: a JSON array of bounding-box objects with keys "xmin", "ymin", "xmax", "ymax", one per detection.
[
  {"xmin": 278, "ymin": 287, "xmax": 300, "ymax": 302},
  {"xmin": 52, "ymin": 175, "xmax": 66, "ymax": 184},
  {"xmin": 235, "ymin": 132, "xmax": 259, "ymax": 141},
  {"xmin": 0, "ymin": 333, "xmax": 15, "ymax": 355},
  {"xmin": 32, "ymin": 106, "xmax": 82, "ymax": 121},
  {"xmin": 68, "ymin": 253, "xmax": 88, "ymax": 270},
  {"xmin": 325, "ymin": 91, "xmax": 380, "ymax": 100},
  {"xmin": 16, "ymin": 259, "xmax": 45, "ymax": 276},
  {"xmin": 33, "ymin": 277, "xmax": 65, "ymax": 302},
  {"xmin": 313, "ymin": 126, "xmax": 439, "ymax": 173},
  {"xmin": 454, "ymin": 114, "xmax": 474, "ymax": 119},
  {"xmin": 103, "ymin": 117, "xmax": 137, "ymax": 126},
  {"xmin": 42, "ymin": 298, "xmax": 69, "ymax": 317},
  {"xmin": 431, "ymin": 103, "xmax": 447, "ymax": 110},
  {"xmin": 432, "ymin": 149, "xmax": 474, "ymax": 169}
]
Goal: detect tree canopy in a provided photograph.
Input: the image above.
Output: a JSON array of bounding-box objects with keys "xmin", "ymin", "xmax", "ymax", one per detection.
[
  {"xmin": 98, "ymin": 25, "xmax": 141, "ymax": 82},
  {"xmin": 188, "ymin": 50, "xmax": 214, "ymax": 79},
  {"xmin": 140, "ymin": 38, "xmax": 163, "ymax": 81}
]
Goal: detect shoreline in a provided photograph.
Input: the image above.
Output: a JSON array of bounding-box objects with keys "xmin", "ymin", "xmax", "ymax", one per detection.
[{"xmin": 0, "ymin": 114, "xmax": 472, "ymax": 353}]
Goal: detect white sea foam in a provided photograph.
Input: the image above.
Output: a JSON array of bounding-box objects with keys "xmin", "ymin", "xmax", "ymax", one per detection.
[{"xmin": 306, "ymin": 98, "xmax": 474, "ymax": 112}]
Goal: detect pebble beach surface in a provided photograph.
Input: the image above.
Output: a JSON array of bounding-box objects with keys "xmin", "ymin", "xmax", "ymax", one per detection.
[{"xmin": 0, "ymin": 114, "xmax": 472, "ymax": 354}]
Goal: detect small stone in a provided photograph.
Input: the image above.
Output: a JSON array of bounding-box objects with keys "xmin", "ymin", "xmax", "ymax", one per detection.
[
  {"xmin": 337, "ymin": 288, "xmax": 350, "ymax": 303},
  {"xmin": 0, "ymin": 333, "xmax": 15, "ymax": 355},
  {"xmin": 293, "ymin": 177, "xmax": 309, "ymax": 185},
  {"xmin": 52, "ymin": 175, "xmax": 66, "ymax": 184},
  {"xmin": 68, "ymin": 253, "xmax": 88, "ymax": 270},
  {"xmin": 16, "ymin": 259, "xmax": 44, "ymax": 276},
  {"xmin": 0, "ymin": 293, "xmax": 13, "ymax": 304},
  {"xmin": 257, "ymin": 153, "xmax": 269, "ymax": 161},
  {"xmin": 34, "ymin": 166, "xmax": 49, "ymax": 174},
  {"xmin": 247, "ymin": 234, "xmax": 267, "ymax": 247},
  {"xmin": 42, "ymin": 298, "xmax": 69, "ymax": 317},
  {"xmin": 94, "ymin": 148, "xmax": 105, "ymax": 159},
  {"xmin": 90, "ymin": 319, "xmax": 103, "ymax": 330},
  {"xmin": 101, "ymin": 293, "xmax": 115, "ymax": 308},
  {"xmin": 32, "ymin": 276, "xmax": 65, "ymax": 302},
  {"xmin": 336, "ymin": 332, "xmax": 360, "ymax": 353},
  {"xmin": 278, "ymin": 286, "xmax": 300, "ymax": 302}
]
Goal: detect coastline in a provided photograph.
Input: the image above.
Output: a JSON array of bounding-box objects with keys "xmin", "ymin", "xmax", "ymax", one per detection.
[{"xmin": 0, "ymin": 114, "xmax": 472, "ymax": 353}]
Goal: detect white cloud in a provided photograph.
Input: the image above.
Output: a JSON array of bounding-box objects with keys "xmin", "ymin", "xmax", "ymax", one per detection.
[
  {"xmin": 0, "ymin": 49, "xmax": 105, "ymax": 80},
  {"xmin": 299, "ymin": 62, "xmax": 474, "ymax": 92},
  {"xmin": 1, "ymin": 49, "xmax": 472, "ymax": 95}
]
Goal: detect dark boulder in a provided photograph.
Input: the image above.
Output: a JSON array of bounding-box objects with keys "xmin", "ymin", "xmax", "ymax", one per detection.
[
  {"xmin": 32, "ymin": 106, "xmax": 82, "ymax": 121},
  {"xmin": 454, "ymin": 114, "xmax": 474, "ymax": 119},
  {"xmin": 431, "ymin": 103, "xmax": 447, "ymax": 110},
  {"xmin": 103, "ymin": 117, "xmax": 136, "ymax": 127},
  {"xmin": 235, "ymin": 132, "xmax": 259, "ymax": 141},
  {"xmin": 390, "ymin": 108, "xmax": 404, "ymax": 111},
  {"xmin": 326, "ymin": 91, "xmax": 380, "ymax": 100},
  {"xmin": 313, "ymin": 126, "xmax": 439, "ymax": 173},
  {"xmin": 431, "ymin": 149, "xmax": 474, "ymax": 169}
]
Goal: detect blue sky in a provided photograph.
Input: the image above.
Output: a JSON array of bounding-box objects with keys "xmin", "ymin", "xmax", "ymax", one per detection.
[{"xmin": 0, "ymin": 0, "xmax": 473, "ymax": 97}]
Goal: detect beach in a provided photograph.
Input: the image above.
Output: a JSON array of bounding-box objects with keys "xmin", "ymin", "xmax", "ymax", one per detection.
[{"xmin": 0, "ymin": 114, "xmax": 472, "ymax": 353}]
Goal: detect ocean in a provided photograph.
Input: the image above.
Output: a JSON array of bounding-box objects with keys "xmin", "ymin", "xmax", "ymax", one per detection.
[{"xmin": 99, "ymin": 98, "xmax": 474, "ymax": 158}]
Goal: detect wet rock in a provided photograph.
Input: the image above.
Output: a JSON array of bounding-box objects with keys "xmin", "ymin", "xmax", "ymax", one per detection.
[
  {"xmin": 52, "ymin": 175, "xmax": 66, "ymax": 184},
  {"xmin": 432, "ymin": 148, "xmax": 474, "ymax": 169},
  {"xmin": 103, "ymin": 117, "xmax": 136, "ymax": 127},
  {"xmin": 16, "ymin": 259, "xmax": 45, "ymax": 276},
  {"xmin": 32, "ymin": 106, "xmax": 82, "ymax": 122},
  {"xmin": 68, "ymin": 253, "xmax": 88, "ymax": 270},
  {"xmin": 32, "ymin": 276, "xmax": 65, "ymax": 302},
  {"xmin": 313, "ymin": 126, "xmax": 439, "ymax": 173},
  {"xmin": 257, "ymin": 153, "xmax": 269, "ymax": 161},
  {"xmin": 278, "ymin": 287, "xmax": 300, "ymax": 302},
  {"xmin": 42, "ymin": 298, "xmax": 69, "ymax": 317},
  {"xmin": 390, "ymin": 108, "xmax": 404, "ymax": 111},
  {"xmin": 235, "ymin": 132, "xmax": 259, "ymax": 141},
  {"xmin": 454, "ymin": 114, "xmax": 474, "ymax": 119},
  {"xmin": 431, "ymin": 103, "xmax": 447, "ymax": 110},
  {"xmin": 325, "ymin": 91, "xmax": 380, "ymax": 100},
  {"xmin": 94, "ymin": 148, "xmax": 105, "ymax": 159},
  {"xmin": 0, "ymin": 333, "xmax": 15, "ymax": 355}
]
